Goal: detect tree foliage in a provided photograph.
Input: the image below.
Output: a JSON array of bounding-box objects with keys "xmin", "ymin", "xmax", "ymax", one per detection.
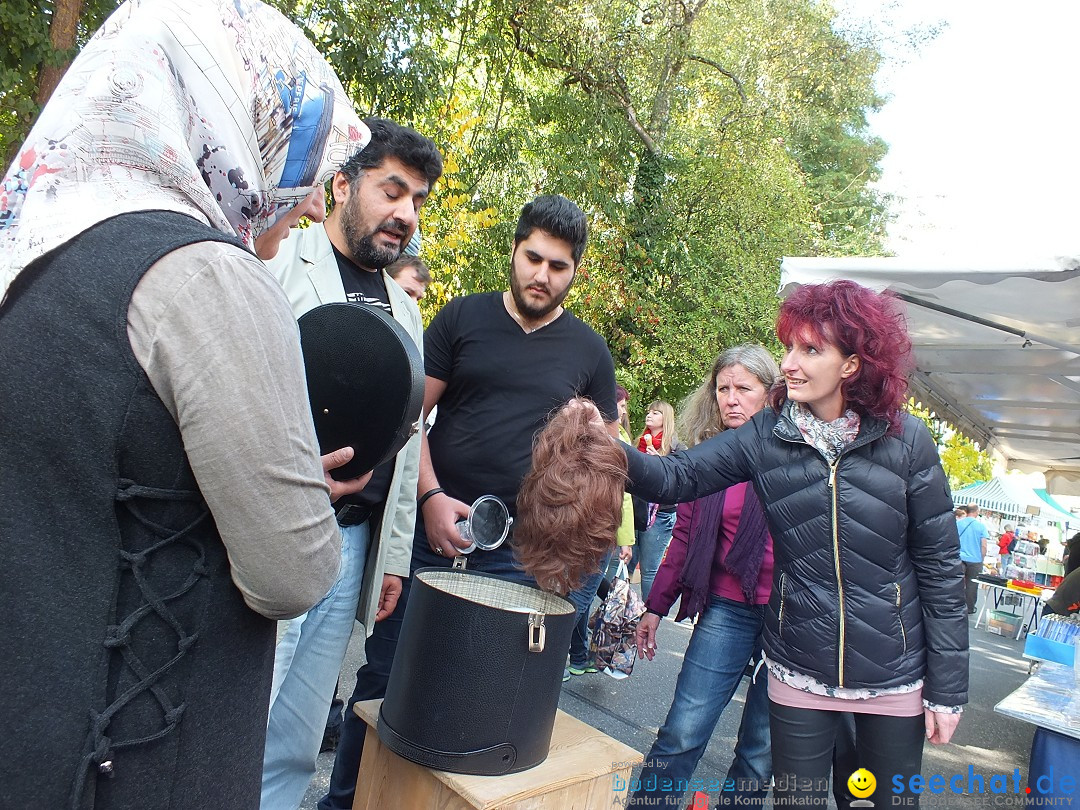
[
  {"xmin": 3, "ymin": 0, "xmax": 899, "ymax": 428},
  {"xmin": 909, "ymin": 399, "xmax": 994, "ymax": 491},
  {"xmin": 1, "ymin": 0, "xmax": 117, "ymax": 166},
  {"xmin": 939, "ymin": 434, "xmax": 994, "ymax": 492}
]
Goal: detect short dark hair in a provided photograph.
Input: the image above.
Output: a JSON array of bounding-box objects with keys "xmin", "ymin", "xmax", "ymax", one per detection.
[
  {"xmin": 385, "ymin": 255, "xmax": 431, "ymax": 284},
  {"xmin": 615, "ymin": 385, "xmax": 629, "ymax": 403},
  {"xmin": 338, "ymin": 117, "xmax": 443, "ymax": 188},
  {"xmin": 513, "ymin": 195, "xmax": 588, "ymax": 265}
]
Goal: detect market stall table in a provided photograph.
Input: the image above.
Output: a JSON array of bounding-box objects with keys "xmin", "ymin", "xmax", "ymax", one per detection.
[
  {"xmin": 974, "ymin": 577, "xmax": 1049, "ymax": 639},
  {"xmin": 994, "ymin": 661, "xmax": 1080, "ymax": 801}
]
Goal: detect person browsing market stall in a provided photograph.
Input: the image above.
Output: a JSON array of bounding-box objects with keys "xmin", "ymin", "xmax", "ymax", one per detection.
[{"xmin": 957, "ymin": 503, "xmax": 989, "ymax": 614}]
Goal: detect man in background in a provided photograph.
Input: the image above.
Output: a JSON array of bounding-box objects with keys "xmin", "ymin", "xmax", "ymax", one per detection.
[
  {"xmin": 957, "ymin": 503, "xmax": 990, "ymax": 614},
  {"xmin": 386, "ymin": 254, "xmax": 431, "ymax": 302}
]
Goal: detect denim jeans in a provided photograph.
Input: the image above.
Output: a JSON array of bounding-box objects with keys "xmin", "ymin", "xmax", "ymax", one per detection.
[
  {"xmin": 638, "ymin": 509, "xmax": 677, "ymax": 601},
  {"xmin": 630, "ymin": 596, "xmax": 769, "ymax": 808},
  {"xmin": 318, "ymin": 521, "xmax": 535, "ymax": 810},
  {"xmin": 262, "ymin": 520, "xmax": 370, "ymax": 810},
  {"xmin": 566, "ymin": 550, "xmax": 613, "ymax": 668}
]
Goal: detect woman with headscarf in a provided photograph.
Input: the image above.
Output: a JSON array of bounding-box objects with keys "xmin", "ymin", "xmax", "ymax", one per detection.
[
  {"xmin": 630, "ymin": 345, "xmax": 779, "ymax": 808},
  {"xmin": 0, "ymin": 0, "xmax": 369, "ymax": 806}
]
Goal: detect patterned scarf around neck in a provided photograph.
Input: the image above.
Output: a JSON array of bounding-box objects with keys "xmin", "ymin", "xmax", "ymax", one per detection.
[{"xmin": 789, "ymin": 401, "xmax": 861, "ymax": 463}]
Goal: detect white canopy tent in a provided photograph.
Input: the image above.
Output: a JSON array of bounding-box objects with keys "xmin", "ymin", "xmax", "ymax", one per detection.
[
  {"xmin": 779, "ymin": 256, "xmax": 1080, "ymax": 494},
  {"xmin": 951, "ymin": 476, "xmax": 1076, "ymax": 531}
]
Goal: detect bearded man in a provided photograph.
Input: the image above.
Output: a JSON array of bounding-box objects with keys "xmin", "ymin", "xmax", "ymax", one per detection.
[
  {"xmin": 260, "ymin": 117, "xmax": 443, "ymax": 809},
  {"xmin": 317, "ymin": 194, "xmax": 618, "ymax": 810}
]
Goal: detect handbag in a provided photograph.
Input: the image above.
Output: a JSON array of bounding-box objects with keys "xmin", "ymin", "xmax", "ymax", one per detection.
[{"xmin": 587, "ymin": 560, "xmax": 646, "ymax": 679}]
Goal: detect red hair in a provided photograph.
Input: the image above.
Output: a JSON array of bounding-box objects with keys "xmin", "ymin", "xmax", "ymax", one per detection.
[
  {"xmin": 770, "ymin": 280, "xmax": 913, "ymax": 433},
  {"xmin": 515, "ymin": 399, "xmax": 627, "ymax": 595}
]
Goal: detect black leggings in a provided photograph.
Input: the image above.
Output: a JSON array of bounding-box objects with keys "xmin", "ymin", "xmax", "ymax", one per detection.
[{"xmin": 770, "ymin": 702, "xmax": 926, "ymax": 809}]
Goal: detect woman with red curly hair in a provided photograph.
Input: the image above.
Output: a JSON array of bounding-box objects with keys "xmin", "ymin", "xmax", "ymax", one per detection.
[{"xmin": 621, "ymin": 280, "xmax": 967, "ymax": 809}]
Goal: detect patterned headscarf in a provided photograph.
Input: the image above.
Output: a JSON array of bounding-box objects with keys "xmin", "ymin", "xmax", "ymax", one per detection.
[{"xmin": 0, "ymin": 0, "xmax": 369, "ymax": 303}]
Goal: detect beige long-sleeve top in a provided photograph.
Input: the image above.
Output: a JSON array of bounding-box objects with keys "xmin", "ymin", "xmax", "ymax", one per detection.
[{"xmin": 126, "ymin": 240, "xmax": 340, "ymax": 620}]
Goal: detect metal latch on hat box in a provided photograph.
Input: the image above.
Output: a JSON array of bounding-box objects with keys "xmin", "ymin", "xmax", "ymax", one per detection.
[{"xmin": 528, "ymin": 612, "xmax": 546, "ymax": 652}]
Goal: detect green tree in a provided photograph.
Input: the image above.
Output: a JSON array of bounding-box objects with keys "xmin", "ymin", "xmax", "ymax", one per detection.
[
  {"xmin": 497, "ymin": 0, "xmax": 890, "ymax": 407},
  {"xmin": 1, "ymin": 0, "xmax": 118, "ymax": 166},
  {"xmin": 909, "ymin": 398, "xmax": 993, "ymax": 490},
  {"xmin": 940, "ymin": 434, "xmax": 994, "ymax": 492},
  {"xmin": 5, "ymin": 0, "xmax": 897, "ymax": 425}
]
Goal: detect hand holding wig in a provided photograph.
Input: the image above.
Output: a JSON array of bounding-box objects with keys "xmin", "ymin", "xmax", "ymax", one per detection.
[{"xmin": 515, "ymin": 398, "xmax": 628, "ymax": 595}]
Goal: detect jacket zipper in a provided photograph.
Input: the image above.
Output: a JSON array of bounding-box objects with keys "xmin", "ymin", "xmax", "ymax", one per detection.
[
  {"xmin": 777, "ymin": 572, "xmax": 787, "ymax": 634},
  {"xmin": 895, "ymin": 583, "xmax": 907, "ymax": 655},
  {"xmin": 828, "ymin": 459, "xmax": 846, "ymax": 687},
  {"xmin": 773, "ymin": 411, "xmax": 888, "ymax": 691}
]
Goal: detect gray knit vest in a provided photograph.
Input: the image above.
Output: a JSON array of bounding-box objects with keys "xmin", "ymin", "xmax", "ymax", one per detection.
[{"xmin": 0, "ymin": 212, "xmax": 275, "ymax": 809}]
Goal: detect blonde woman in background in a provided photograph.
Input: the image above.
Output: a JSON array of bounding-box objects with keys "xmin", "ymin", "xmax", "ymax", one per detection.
[{"xmin": 635, "ymin": 401, "xmax": 685, "ymax": 599}]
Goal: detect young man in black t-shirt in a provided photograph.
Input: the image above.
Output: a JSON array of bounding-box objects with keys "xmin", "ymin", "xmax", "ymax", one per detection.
[{"xmin": 319, "ymin": 194, "xmax": 618, "ymax": 810}]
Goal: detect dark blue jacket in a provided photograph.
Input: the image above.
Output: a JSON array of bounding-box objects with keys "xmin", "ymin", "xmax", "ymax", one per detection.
[{"xmin": 625, "ymin": 406, "xmax": 968, "ymax": 707}]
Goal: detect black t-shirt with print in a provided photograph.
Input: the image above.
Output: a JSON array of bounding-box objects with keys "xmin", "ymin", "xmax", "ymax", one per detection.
[
  {"xmin": 334, "ymin": 244, "xmax": 391, "ymax": 314},
  {"xmin": 332, "ymin": 245, "xmax": 393, "ymax": 515}
]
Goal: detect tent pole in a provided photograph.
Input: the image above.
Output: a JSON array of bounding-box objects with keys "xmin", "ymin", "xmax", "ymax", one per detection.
[{"xmin": 895, "ymin": 293, "xmax": 1080, "ymax": 356}]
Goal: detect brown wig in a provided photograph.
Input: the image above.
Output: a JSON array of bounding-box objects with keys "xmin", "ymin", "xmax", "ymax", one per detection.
[{"xmin": 515, "ymin": 399, "xmax": 628, "ymax": 595}]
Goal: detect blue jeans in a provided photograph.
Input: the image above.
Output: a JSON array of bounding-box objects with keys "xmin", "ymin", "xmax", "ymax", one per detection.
[
  {"xmin": 566, "ymin": 550, "xmax": 613, "ymax": 668},
  {"xmin": 318, "ymin": 520, "xmax": 535, "ymax": 810},
  {"xmin": 630, "ymin": 596, "xmax": 770, "ymax": 808},
  {"xmin": 261, "ymin": 521, "xmax": 370, "ymax": 810},
  {"xmin": 638, "ymin": 509, "xmax": 677, "ymax": 601}
]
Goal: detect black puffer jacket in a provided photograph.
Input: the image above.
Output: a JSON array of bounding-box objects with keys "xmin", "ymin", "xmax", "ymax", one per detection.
[{"xmin": 625, "ymin": 406, "xmax": 968, "ymax": 707}]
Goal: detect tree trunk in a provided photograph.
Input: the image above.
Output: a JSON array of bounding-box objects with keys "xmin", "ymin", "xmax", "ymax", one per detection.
[{"xmin": 35, "ymin": 0, "xmax": 85, "ymax": 107}]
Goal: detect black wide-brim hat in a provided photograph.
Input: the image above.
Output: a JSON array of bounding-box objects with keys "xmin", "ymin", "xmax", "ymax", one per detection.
[{"xmin": 297, "ymin": 302, "xmax": 424, "ymax": 480}]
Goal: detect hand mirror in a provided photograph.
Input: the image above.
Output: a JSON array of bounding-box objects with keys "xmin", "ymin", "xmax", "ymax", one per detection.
[{"xmin": 455, "ymin": 495, "xmax": 514, "ymax": 554}]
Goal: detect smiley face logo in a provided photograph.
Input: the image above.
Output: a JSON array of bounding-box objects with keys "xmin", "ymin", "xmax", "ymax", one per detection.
[{"xmin": 848, "ymin": 768, "xmax": 877, "ymax": 798}]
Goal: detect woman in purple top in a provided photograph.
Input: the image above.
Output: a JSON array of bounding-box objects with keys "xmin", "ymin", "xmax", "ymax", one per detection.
[{"xmin": 630, "ymin": 344, "xmax": 779, "ymax": 808}]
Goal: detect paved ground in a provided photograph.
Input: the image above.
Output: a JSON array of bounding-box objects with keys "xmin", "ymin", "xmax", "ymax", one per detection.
[{"xmin": 301, "ymin": 586, "xmax": 1042, "ymax": 809}]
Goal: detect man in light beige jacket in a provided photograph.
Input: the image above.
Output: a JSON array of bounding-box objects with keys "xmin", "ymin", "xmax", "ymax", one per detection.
[{"xmin": 260, "ymin": 117, "xmax": 442, "ymax": 810}]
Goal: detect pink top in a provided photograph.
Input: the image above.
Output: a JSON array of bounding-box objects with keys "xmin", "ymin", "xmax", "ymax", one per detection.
[
  {"xmin": 646, "ymin": 481, "xmax": 775, "ymax": 616},
  {"xmin": 768, "ymin": 673, "xmax": 924, "ymax": 717}
]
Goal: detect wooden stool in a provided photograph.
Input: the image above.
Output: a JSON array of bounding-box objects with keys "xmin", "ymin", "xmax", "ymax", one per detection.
[{"xmin": 351, "ymin": 698, "xmax": 642, "ymax": 809}]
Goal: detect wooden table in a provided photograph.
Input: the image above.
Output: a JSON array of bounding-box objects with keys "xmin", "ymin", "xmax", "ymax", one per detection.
[{"xmin": 351, "ymin": 699, "xmax": 643, "ymax": 809}]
